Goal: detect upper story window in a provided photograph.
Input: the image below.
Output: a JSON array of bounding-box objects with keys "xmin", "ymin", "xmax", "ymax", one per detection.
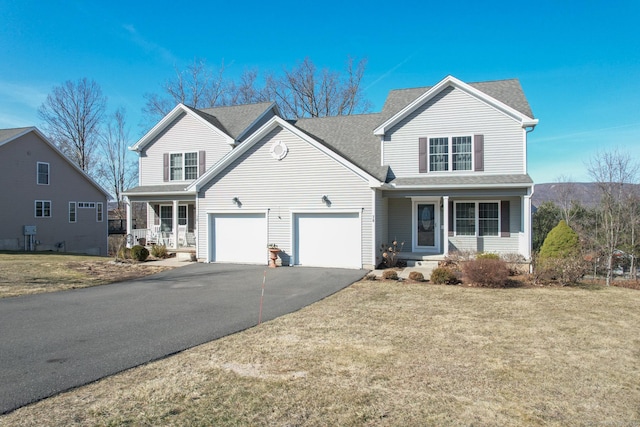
[
  {"xmin": 170, "ymin": 152, "xmax": 198, "ymax": 181},
  {"xmin": 163, "ymin": 151, "xmax": 204, "ymax": 182},
  {"xmin": 419, "ymin": 135, "xmax": 483, "ymax": 173},
  {"xmin": 37, "ymin": 162, "xmax": 49, "ymax": 185}
]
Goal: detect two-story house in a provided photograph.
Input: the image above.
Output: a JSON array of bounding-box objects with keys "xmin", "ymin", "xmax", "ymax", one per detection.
[
  {"xmin": 124, "ymin": 76, "xmax": 537, "ymax": 269},
  {"xmin": 0, "ymin": 127, "xmax": 109, "ymax": 255}
]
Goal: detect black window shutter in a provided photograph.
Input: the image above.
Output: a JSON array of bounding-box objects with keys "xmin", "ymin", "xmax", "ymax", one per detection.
[
  {"xmin": 501, "ymin": 200, "xmax": 510, "ymax": 237},
  {"xmin": 474, "ymin": 134, "xmax": 484, "ymax": 172},
  {"xmin": 448, "ymin": 201, "xmax": 454, "ymax": 236},
  {"xmin": 419, "ymin": 137, "xmax": 428, "ymax": 173},
  {"xmin": 163, "ymin": 153, "xmax": 169, "ymax": 182},
  {"xmin": 198, "ymin": 150, "xmax": 206, "ymax": 177}
]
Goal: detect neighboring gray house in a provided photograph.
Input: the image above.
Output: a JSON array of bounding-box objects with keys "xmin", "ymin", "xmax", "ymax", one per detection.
[
  {"xmin": 124, "ymin": 75, "xmax": 538, "ymax": 269},
  {"xmin": 0, "ymin": 127, "xmax": 109, "ymax": 255}
]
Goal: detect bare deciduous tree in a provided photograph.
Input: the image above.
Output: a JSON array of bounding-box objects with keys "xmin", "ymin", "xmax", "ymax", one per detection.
[
  {"xmin": 267, "ymin": 57, "xmax": 371, "ymax": 119},
  {"xmin": 96, "ymin": 109, "xmax": 138, "ymax": 216},
  {"xmin": 143, "ymin": 56, "xmax": 371, "ymax": 124},
  {"xmin": 38, "ymin": 78, "xmax": 106, "ymax": 173},
  {"xmin": 143, "ymin": 59, "xmax": 227, "ymax": 123},
  {"xmin": 553, "ymin": 175, "xmax": 581, "ymax": 226},
  {"xmin": 586, "ymin": 149, "xmax": 639, "ymax": 285}
]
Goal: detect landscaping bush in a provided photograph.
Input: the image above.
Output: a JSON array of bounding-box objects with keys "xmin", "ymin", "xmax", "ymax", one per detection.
[
  {"xmin": 462, "ymin": 258, "xmax": 509, "ymax": 287},
  {"xmin": 535, "ymin": 220, "xmax": 586, "ymax": 286},
  {"xmin": 476, "ymin": 252, "xmax": 500, "ymax": 260},
  {"xmin": 151, "ymin": 244, "xmax": 169, "ymax": 259},
  {"xmin": 364, "ymin": 273, "xmax": 377, "ymax": 281},
  {"xmin": 117, "ymin": 247, "xmax": 131, "ymax": 260},
  {"xmin": 378, "ymin": 241, "xmax": 404, "ymax": 268},
  {"xmin": 430, "ymin": 267, "xmax": 458, "ymax": 285},
  {"xmin": 131, "ymin": 245, "xmax": 149, "ymax": 262},
  {"xmin": 408, "ymin": 271, "xmax": 424, "ymax": 282},
  {"xmin": 382, "ymin": 270, "xmax": 399, "ymax": 280}
]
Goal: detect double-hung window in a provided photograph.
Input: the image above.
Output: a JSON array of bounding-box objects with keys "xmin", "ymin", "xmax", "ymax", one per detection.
[
  {"xmin": 37, "ymin": 162, "xmax": 49, "ymax": 185},
  {"xmin": 170, "ymin": 152, "xmax": 198, "ymax": 181},
  {"xmin": 35, "ymin": 200, "xmax": 51, "ymax": 218},
  {"xmin": 69, "ymin": 202, "xmax": 77, "ymax": 223},
  {"xmin": 423, "ymin": 136, "xmax": 475, "ymax": 172},
  {"xmin": 429, "ymin": 136, "xmax": 472, "ymax": 172},
  {"xmin": 455, "ymin": 201, "xmax": 499, "ymax": 236}
]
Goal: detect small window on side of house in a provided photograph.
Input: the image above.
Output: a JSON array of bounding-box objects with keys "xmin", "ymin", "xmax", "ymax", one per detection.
[
  {"xmin": 96, "ymin": 202, "xmax": 103, "ymax": 222},
  {"xmin": 69, "ymin": 202, "xmax": 77, "ymax": 223}
]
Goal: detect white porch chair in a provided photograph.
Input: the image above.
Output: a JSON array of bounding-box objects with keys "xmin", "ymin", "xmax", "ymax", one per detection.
[{"xmin": 177, "ymin": 225, "xmax": 187, "ymax": 247}]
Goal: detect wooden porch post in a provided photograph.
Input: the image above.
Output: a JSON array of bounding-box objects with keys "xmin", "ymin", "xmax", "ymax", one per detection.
[
  {"xmin": 125, "ymin": 197, "xmax": 132, "ymax": 248},
  {"xmin": 443, "ymin": 196, "xmax": 449, "ymax": 256},
  {"xmin": 172, "ymin": 200, "xmax": 179, "ymax": 249}
]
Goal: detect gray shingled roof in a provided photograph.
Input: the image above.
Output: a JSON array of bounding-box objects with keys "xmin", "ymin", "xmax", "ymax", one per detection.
[
  {"xmin": 294, "ymin": 114, "xmax": 389, "ymax": 182},
  {"xmin": 389, "ymin": 174, "xmax": 533, "ymax": 187},
  {"xmin": 0, "ymin": 127, "xmax": 31, "ymax": 145},
  {"xmin": 198, "ymin": 102, "xmax": 274, "ymax": 140},
  {"xmin": 123, "ymin": 184, "xmax": 193, "ymax": 195},
  {"xmin": 380, "ymin": 79, "xmax": 534, "ymax": 122}
]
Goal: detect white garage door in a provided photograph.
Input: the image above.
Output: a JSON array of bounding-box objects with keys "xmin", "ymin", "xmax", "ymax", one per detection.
[
  {"xmin": 210, "ymin": 213, "xmax": 267, "ymax": 264},
  {"xmin": 294, "ymin": 212, "xmax": 361, "ymax": 269}
]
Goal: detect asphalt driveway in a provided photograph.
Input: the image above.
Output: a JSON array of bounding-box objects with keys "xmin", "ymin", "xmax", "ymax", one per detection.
[{"xmin": 0, "ymin": 263, "xmax": 366, "ymax": 414}]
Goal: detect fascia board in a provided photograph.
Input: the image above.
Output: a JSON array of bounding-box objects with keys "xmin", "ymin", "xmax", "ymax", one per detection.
[
  {"xmin": 388, "ymin": 182, "xmax": 534, "ymax": 190},
  {"xmin": 235, "ymin": 102, "xmax": 279, "ymax": 142},
  {"xmin": 189, "ymin": 116, "xmax": 382, "ymax": 192},
  {"xmin": 373, "ymin": 75, "xmax": 538, "ymax": 136},
  {"xmin": 0, "ymin": 127, "xmax": 35, "ymax": 147},
  {"xmin": 122, "ymin": 190, "xmax": 197, "ymax": 197},
  {"xmin": 129, "ymin": 104, "xmax": 234, "ymax": 152},
  {"xmin": 9, "ymin": 127, "xmax": 111, "ymax": 198}
]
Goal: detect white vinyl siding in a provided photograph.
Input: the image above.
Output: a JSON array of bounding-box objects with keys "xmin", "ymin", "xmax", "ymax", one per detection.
[
  {"xmin": 383, "ymin": 86, "xmax": 524, "ymax": 176},
  {"xmin": 139, "ymin": 112, "xmax": 232, "ymax": 186},
  {"xmin": 197, "ymin": 126, "xmax": 374, "ymax": 268}
]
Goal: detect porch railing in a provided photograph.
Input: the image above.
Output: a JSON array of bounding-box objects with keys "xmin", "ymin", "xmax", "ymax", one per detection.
[{"xmin": 129, "ymin": 228, "xmax": 195, "ymax": 248}]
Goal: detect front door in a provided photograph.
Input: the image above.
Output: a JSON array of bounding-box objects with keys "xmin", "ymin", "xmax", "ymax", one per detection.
[{"xmin": 413, "ymin": 201, "xmax": 440, "ymax": 252}]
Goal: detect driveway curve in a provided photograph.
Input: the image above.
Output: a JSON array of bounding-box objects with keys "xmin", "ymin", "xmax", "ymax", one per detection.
[{"xmin": 0, "ymin": 263, "xmax": 365, "ymax": 414}]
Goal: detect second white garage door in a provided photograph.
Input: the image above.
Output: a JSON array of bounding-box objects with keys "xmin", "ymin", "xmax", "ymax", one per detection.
[
  {"xmin": 294, "ymin": 212, "xmax": 361, "ymax": 269},
  {"xmin": 210, "ymin": 213, "xmax": 267, "ymax": 264}
]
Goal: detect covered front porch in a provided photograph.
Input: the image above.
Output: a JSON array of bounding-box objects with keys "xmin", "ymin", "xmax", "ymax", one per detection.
[{"xmin": 123, "ymin": 186, "xmax": 198, "ymax": 250}]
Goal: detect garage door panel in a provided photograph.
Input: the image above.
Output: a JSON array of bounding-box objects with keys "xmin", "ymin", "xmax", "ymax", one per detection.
[
  {"xmin": 295, "ymin": 212, "xmax": 360, "ymax": 269},
  {"xmin": 211, "ymin": 213, "xmax": 266, "ymax": 264}
]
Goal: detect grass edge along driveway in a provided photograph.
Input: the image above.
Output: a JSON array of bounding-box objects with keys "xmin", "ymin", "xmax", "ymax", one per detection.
[{"xmin": 3, "ymin": 280, "xmax": 639, "ymax": 426}]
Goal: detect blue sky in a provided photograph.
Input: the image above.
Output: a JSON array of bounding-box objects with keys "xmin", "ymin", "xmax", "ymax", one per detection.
[{"xmin": 1, "ymin": 0, "xmax": 639, "ymax": 183}]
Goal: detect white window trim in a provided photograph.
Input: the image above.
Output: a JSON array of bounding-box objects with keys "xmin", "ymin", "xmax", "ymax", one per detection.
[
  {"xmin": 427, "ymin": 135, "xmax": 474, "ymax": 173},
  {"xmin": 96, "ymin": 202, "xmax": 103, "ymax": 222},
  {"xmin": 69, "ymin": 202, "xmax": 77, "ymax": 223},
  {"xmin": 37, "ymin": 162, "xmax": 50, "ymax": 185},
  {"xmin": 453, "ymin": 200, "xmax": 500, "ymax": 237},
  {"xmin": 35, "ymin": 200, "xmax": 52, "ymax": 218},
  {"xmin": 169, "ymin": 151, "xmax": 198, "ymax": 181}
]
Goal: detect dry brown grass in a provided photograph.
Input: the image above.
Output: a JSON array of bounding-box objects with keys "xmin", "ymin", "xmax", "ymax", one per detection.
[
  {"xmin": 2, "ymin": 280, "xmax": 639, "ymax": 426},
  {"xmin": 0, "ymin": 252, "xmax": 174, "ymax": 298}
]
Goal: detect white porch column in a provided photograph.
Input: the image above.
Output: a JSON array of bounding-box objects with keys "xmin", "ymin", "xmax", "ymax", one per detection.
[
  {"xmin": 522, "ymin": 194, "xmax": 532, "ymax": 259},
  {"xmin": 442, "ymin": 196, "xmax": 449, "ymax": 256},
  {"xmin": 172, "ymin": 200, "xmax": 179, "ymax": 249},
  {"xmin": 125, "ymin": 197, "xmax": 132, "ymax": 248}
]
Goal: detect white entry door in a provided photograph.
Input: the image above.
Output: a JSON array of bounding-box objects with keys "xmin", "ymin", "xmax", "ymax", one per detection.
[
  {"xmin": 210, "ymin": 213, "xmax": 267, "ymax": 264},
  {"xmin": 294, "ymin": 212, "xmax": 361, "ymax": 269}
]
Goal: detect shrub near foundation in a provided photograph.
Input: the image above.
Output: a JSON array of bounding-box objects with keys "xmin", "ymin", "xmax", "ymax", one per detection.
[
  {"xmin": 462, "ymin": 258, "xmax": 510, "ymax": 287},
  {"xmin": 131, "ymin": 245, "xmax": 149, "ymax": 262},
  {"xmin": 430, "ymin": 267, "xmax": 458, "ymax": 285}
]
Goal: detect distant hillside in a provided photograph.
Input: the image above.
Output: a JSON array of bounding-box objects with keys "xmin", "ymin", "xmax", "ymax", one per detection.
[{"xmin": 532, "ymin": 182, "xmax": 601, "ymax": 208}]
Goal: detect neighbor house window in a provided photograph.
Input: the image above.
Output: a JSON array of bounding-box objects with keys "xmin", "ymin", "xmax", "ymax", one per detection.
[
  {"xmin": 455, "ymin": 201, "xmax": 499, "ymax": 236},
  {"xmin": 96, "ymin": 202, "xmax": 103, "ymax": 222},
  {"xmin": 170, "ymin": 152, "xmax": 198, "ymax": 181},
  {"xmin": 35, "ymin": 200, "xmax": 51, "ymax": 218},
  {"xmin": 69, "ymin": 202, "xmax": 76, "ymax": 223},
  {"xmin": 37, "ymin": 162, "xmax": 49, "ymax": 185},
  {"xmin": 428, "ymin": 136, "xmax": 473, "ymax": 172}
]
